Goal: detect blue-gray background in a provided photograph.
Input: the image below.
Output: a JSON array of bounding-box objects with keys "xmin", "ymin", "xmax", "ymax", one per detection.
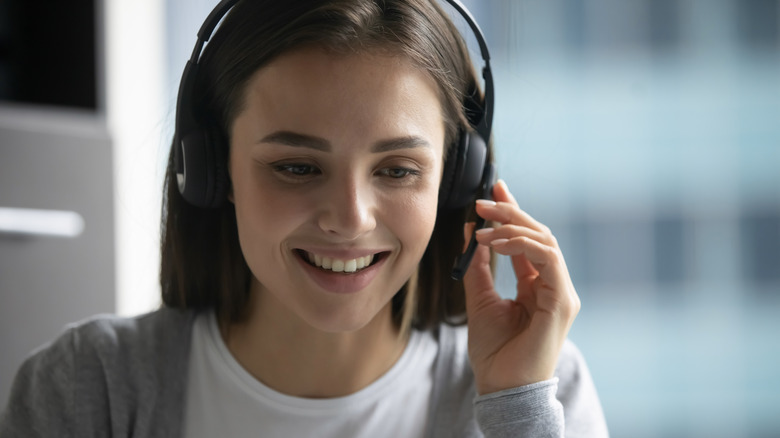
[{"xmin": 163, "ymin": 1, "xmax": 780, "ymax": 436}]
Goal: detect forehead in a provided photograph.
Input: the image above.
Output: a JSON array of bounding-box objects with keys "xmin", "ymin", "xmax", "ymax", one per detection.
[
  {"xmin": 245, "ymin": 46, "xmax": 440, "ymax": 108},
  {"xmin": 233, "ymin": 46, "xmax": 446, "ymax": 150}
]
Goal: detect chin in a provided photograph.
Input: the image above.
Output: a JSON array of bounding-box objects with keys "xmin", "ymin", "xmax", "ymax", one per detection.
[{"xmin": 300, "ymin": 300, "xmax": 394, "ymax": 334}]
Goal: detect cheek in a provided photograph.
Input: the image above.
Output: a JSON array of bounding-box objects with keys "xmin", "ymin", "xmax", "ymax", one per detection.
[
  {"xmin": 384, "ymin": 183, "xmax": 440, "ymax": 250},
  {"xmin": 230, "ymin": 164, "xmax": 306, "ymax": 261}
]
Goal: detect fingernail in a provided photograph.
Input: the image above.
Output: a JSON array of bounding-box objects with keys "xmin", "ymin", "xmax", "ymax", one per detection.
[
  {"xmin": 490, "ymin": 238, "xmax": 509, "ymax": 246},
  {"xmin": 475, "ymin": 227, "xmax": 493, "ymax": 235},
  {"xmin": 476, "ymin": 199, "xmax": 496, "ymax": 207}
]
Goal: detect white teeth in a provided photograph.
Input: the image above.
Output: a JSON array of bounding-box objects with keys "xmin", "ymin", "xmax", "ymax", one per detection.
[{"xmin": 305, "ymin": 252, "xmax": 375, "ymax": 273}]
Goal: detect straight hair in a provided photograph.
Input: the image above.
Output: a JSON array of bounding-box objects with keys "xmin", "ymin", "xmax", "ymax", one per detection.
[{"xmin": 161, "ymin": 0, "xmax": 494, "ymax": 331}]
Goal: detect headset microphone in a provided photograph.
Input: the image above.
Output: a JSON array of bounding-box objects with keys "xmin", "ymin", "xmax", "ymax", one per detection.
[
  {"xmin": 440, "ymin": 0, "xmax": 496, "ymax": 281},
  {"xmin": 450, "ymin": 162, "xmax": 494, "ymax": 280}
]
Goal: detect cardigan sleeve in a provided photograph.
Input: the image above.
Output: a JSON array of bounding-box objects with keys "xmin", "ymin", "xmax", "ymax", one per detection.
[
  {"xmin": 474, "ymin": 379, "xmax": 564, "ymax": 437},
  {"xmin": 473, "ymin": 340, "xmax": 609, "ymax": 438},
  {"xmin": 0, "ymin": 326, "xmax": 82, "ymax": 438},
  {"xmin": 0, "ymin": 308, "xmax": 195, "ymax": 438}
]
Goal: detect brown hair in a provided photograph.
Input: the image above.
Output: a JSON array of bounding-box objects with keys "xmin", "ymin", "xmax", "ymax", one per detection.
[{"xmin": 161, "ymin": 0, "xmax": 493, "ymax": 330}]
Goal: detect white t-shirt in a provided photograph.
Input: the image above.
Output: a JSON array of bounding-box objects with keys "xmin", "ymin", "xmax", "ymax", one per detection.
[{"xmin": 183, "ymin": 311, "xmax": 438, "ymax": 438}]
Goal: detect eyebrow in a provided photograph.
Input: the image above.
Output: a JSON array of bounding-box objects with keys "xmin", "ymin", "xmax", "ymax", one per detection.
[{"xmin": 258, "ymin": 131, "xmax": 431, "ymax": 152}]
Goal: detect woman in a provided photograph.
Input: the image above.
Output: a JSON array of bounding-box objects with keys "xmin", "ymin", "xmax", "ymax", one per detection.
[{"xmin": 1, "ymin": 0, "xmax": 609, "ymax": 436}]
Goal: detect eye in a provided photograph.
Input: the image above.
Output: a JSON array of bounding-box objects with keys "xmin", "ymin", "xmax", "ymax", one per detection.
[
  {"xmin": 378, "ymin": 167, "xmax": 419, "ymax": 179},
  {"xmin": 272, "ymin": 163, "xmax": 321, "ymax": 180}
]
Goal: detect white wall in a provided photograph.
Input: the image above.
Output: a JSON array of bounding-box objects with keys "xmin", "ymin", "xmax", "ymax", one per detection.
[{"xmin": 105, "ymin": 0, "xmax": 168, "ymax": 316}]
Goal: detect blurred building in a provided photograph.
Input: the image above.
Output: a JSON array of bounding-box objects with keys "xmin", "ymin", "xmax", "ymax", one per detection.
[
  {"xmin": 1, "ymin": 1, "xmax": 777, "ymax": 437},
  {"xmin": 458, "ymin": 1, "xmax": 779, "ymax": 437}
]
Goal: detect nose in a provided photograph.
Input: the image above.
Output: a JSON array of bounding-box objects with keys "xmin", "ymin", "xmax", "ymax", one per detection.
[{"xmin": 317, "ymin": 176, "xmax": 376, "ymax": 240}]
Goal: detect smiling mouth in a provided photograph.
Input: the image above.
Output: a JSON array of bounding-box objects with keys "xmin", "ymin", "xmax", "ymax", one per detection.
[{"xmin": 296, "ymin": 250, "xmax": 385, "ymax": 273}]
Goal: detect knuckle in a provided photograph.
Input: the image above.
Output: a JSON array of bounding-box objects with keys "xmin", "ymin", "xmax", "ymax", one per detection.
[
  {"xmin": 568, "ymin": 292, "xmax": 582, "ymax": 315},
  {"xmin": 505, "ymin": 224, "xmax": 522, "ymax": 235},
  {"xmin": 555, "ymin": 294, "xmax": 580, "ymax": 320},
  {"xmin": 545, "ymin": 246, "xmax": 563, "ymax": 264}
]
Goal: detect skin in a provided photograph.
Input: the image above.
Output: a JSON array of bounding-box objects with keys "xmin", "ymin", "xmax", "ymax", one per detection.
[
  {"xmin": 226, "ymin": 47, "xmax": 445, "ymax": 397},
  {"xmin": 467, "ymin": 180, "xmax": 581, "ymax": 394},
  {"xmin": 225, "ymin": 46, "xmax": 581, "ymax": 398}
]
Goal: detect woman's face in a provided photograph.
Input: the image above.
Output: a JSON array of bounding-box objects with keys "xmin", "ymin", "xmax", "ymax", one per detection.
[{"xmin": 229, "ymin": 47, "xmax": 446, "ymax": 333}]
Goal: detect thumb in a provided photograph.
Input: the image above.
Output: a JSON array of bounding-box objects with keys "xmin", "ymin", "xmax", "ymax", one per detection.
[{"xmin": 462, "ymin": 223, "xmax": 497, "ymax": 314}]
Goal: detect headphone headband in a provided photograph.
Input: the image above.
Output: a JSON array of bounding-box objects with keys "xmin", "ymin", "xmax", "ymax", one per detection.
[
  {"xmin": 174, "ymin": 0, "xmax": 495, "ymax": 213},
  {"xmin": 174, "ymin": 0, "xmax": 494, "ymax": 160},
  {"xmin": 173, "ymin": 0, "xmax": 497, "ymax": 281}
]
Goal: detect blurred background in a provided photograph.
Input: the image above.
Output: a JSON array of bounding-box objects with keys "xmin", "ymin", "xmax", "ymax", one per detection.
[{"xmin": 1, "ymin": 0, "xmax": 778, "ymax": 436}]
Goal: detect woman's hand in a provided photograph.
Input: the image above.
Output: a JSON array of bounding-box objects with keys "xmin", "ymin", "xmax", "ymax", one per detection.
[{"xmin": 463, "ymin": 179, "xmax": 581, "ymax": 395}]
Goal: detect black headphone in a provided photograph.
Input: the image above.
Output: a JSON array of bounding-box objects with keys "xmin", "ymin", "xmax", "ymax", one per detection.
[{"xmin": 174, "ymin": 0, "xmax": 495, "ymax": 280}]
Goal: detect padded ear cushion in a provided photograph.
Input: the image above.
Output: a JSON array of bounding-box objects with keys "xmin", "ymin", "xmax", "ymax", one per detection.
[
  {"xmin": 453, "ymin": 131, "xmax": 487, "ymax": 208},
  {"xmin": 205, "ymin": 127, "xmax": 230, "ymax": 208},
  {"xmin": 439, "ymin": 128, "xmax": 487, "ymax": 210},
  {"xmin": 178, "ymin": 130, "xmax": 209, "ymax": 207},
  {"xmin": 178, "ymin": 128, "xmax": 229, "ymax": 208},
  {"xmin": 438, "ymin": 131, "xmax": 464, "ymax": 209}
]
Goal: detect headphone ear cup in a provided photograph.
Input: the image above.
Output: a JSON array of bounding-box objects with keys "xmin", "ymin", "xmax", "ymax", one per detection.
[
  {"xmin": 439, "ymin": 129, "xmax": 487, "ymax": 210},
  {"xmin": 438, "ymin": 132, "xmax": 463, "ymax": 209},
  {"xmin": 178, "ymin": 128, "xmax": 228, "ymax": 208},
  {"xmin": 205, "ymin": 127, "xmax": 230, "ymax": 208}
]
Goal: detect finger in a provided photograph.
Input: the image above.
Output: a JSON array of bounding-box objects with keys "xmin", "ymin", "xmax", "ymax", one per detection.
[
  {"xmin": 479, "ymin": 230, "xmax": 538, "ymax": 289},
  {"xmin": 490, "ymin": 235, "xmax": 581, "ymax": 319},
  {"xmin": 461, "ymin": 223, "xmax": 499, "ymax": 314},
  {"xmin": 475, "ymin": 200, "xmax": 549, "ymax": 234},
  {"xmin": 477, "ymin": 180, "xmax": 548, "ymax": 233},
  {"xmin": 492, "ymin": 179, "xmax": 518, "ymax": 205},
  {"xmin": 490, "ymin": 236, "xmax": 568, "ymax": 291},
  {"xmin": 474, "ymin": 225, "xmax": 548, "ymax": 280},
  {"xmin": 492, "ymin": 242, "xmax": 570, "ymax": 311},
  {"xmin": 475, "ymin": 224, "xmax": 556, "ymax": 248}
]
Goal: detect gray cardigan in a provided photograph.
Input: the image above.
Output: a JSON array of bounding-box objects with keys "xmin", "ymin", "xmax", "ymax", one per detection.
[{"xmin": 0, "ymin": 308, "xmax": 608, "ymax": 437}]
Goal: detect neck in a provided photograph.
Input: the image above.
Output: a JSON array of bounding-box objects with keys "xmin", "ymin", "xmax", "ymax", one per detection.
[{"xmin": 222, "ymin": 287, "xmax": 408, "ymax": 398}]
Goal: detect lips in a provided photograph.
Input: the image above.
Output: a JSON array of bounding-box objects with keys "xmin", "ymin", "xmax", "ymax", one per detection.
[
  {"xmin": 294, "ymin": 248, "xmax": 389, "ymax": 294},
  {"xmin": 296, "ymin": 250, "xmax": 383, "ymax": 273}
]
